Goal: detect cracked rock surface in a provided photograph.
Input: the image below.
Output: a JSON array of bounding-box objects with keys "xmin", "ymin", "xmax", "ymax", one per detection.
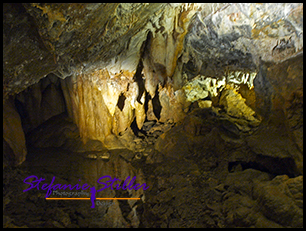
[{"xmin": 3, "ymin": 3, "xmax": 303, "ymax": 228}]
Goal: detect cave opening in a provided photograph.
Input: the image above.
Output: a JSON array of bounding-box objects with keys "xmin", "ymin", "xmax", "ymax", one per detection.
[{"xmin": 228, "ymin": 157, "xmax": 299, "ymax": 178}]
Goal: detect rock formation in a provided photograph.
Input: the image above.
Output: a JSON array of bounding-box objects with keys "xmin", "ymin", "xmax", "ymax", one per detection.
[{"xmin": 3, "ymin": 3, "xmax": 303, "ymax": 228}]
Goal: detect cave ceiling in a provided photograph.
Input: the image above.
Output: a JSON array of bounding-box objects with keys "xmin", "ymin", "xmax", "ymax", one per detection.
[{"xmin": 3, "ymin": 3, "xmax": 303, "ymax": 97}]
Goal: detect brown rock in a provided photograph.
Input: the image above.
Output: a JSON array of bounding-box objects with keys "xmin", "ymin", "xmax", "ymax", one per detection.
[
  {"xmin": 3, "ymin": 98, "xmax": 27, "ymax": 166},
  {"xmin": 219, "ymin": 85, "xmax": 259, "ymax": 122},
  {"xmin": 134, "ymin": 92, "xmax": 146, "ymax": 130},
  {"xmin": 253, "ymin": 175, "xmax": 303, "ymax": 228}
]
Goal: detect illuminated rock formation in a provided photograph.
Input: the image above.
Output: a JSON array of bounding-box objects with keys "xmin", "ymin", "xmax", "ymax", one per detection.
[{"xmin": 3, "ymin": 3, "xmax": 303, "ymax": 228}]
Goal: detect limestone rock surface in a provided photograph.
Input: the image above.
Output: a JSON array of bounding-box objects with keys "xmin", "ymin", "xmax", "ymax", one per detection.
[
  {"xmin": 2, "ymin": 3, "xmax": 304, "ymax": 228},
  {"xmin": 3, "ymin": 98, "xmax": 27, "ymax": 166}
]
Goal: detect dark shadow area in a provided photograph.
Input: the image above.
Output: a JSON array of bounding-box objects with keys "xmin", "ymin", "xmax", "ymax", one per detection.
[
  {"xmin": 134, "ymin": 60, "xmax": 145, "ymax": 105},
  {"xmin": 144, "ymin": 91, "xmax": 151, "ymax": 116},
  {"xmin": 14, "ymin": 98, "xmax": 28, "ymax": 120},
  {"xmin": 228, "ymin": 156, "xmax": 299, "ymax": 178},
  {"xmin": 152, "ymin": 87, "xmax": 162, "ymax": 120},
  {"xmin": 117, "ymin": 93, "xmax": 126, "ymax": 111},
  {"xmin": 13, "ymin": 74, "xmax": 67, "ymax": 135},
  {"xmin": 134, "ymin": 31, "xmax": 153, "ymax": 105},
  {"xmin": 129, "ymin": 117, "xmax": 146, "ymax": 138}
]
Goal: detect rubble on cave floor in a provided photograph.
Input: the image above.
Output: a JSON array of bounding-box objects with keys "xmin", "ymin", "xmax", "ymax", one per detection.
[{"xmin": 3, "ymin": 108, "xmax": 303, "ymax": 228}]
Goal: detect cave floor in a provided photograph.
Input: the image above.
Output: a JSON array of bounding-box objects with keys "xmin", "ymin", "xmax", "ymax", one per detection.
[{"xmin": 3, "ymin": 110, "xmax": 303, "ymax": 228}]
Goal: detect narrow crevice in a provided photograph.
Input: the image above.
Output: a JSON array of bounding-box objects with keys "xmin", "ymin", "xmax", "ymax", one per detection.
[
  {"xmin": 130, "ymin": 117, "xmax": 147, "ymax": 138},
  {"xmin": 134, "ymin": 31, "xmax": 153, "ymax": 105},
  {"xmin": 134, "ymin": 60, "xmax": 145, "ymax": 105},
  {"xmin": 144, "ymin": 91, "xmax": 151, "ymax": 116},
  {"xmin": 152, "ymin": 86, "xmax": 162, "ymax": 120},
  {"xmin": 228, "ymin": 156, "xmax": 299, "ymax": 178},
  {"xmin": 117, "ymin": 93, "xmax": 126, "ymax": 111},
  {"xmin": 14, "ymin": 98, "xmax": 28, "ymax": 120},
  {"xmin": 130, "ymin": 116, "xmax": 147, "ymax": 138}
]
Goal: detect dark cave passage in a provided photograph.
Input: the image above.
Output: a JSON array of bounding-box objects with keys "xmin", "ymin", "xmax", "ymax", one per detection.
[{"xmin": 228, "ymin": 157, "xmax": 299, "ymax": 178}]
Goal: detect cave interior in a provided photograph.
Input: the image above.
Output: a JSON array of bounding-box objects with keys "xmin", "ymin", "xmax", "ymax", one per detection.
[{"xmin": 3, "ymin": 3, "xmax": 303, "ymax": 228}]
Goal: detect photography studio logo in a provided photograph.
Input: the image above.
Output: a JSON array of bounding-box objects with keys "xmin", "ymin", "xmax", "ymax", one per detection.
[{"xmin": 23, "ymin": 175, "xmax": 149, "ymax": 208}]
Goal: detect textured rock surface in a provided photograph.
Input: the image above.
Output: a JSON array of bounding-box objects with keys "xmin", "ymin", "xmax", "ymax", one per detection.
[
  {"xmin": 219, "ymin": 85, "xmax": 259, "ymax": 122},
  {"xmin": 3, "ymin": 98, "xmax": 27, "ymax": 166},
  {"xmin": 3, "ymin": 145, "xmax": 147, "ymax": 228},
  {"xmin": 182, "ymin": 3, "xmax": 303, "ymax": 80},
  {"xmin": 3, "ymin": 3, "xmax": 303, "ymax": 151},
  {"xmin": 253, "ymin": 175, "xmax": 303, "ymax": 227},
  {"xmin": 3, "ymin": 108, "xmax": 303, "ymax": 228},
  {"xmin": 14, "ymin": 74, "xmax": 66, "ymax": 133},
  {"xmin": 3, "ymin": 3, "xmax": 303, "ymax": 228},
  {"xmin": 3, "ymin": 3, "xmax": 199, "ymax": 97},
  {"xmin": 3, "ymin": 3, "xmax": 303, "ymax": 97},
  {"xmin": 256, "ymin": 55, "xmax": 303, "ymax": 149}
]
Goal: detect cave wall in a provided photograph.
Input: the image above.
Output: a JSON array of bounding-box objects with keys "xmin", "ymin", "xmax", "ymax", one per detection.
[
  {"xmin": 59, "ymin": 66, "xmax": 187, "ymax": 149},
  {"xmin": 3, "ymin": 3, "xmax": 303, "ymax": 167},
  {"xmin": 182, "ymin": 3, "xmax": 303, "ymax": 80},
  {"xmin": 3, "ymin": 74, "xmax": 66, "ymax": 166},
  {"xmin": 14, "ymin": 74, "xmax": 66, "ymax": 134},
  {"xmin": 56, "ymin": 4, "xmax": 201, "ymax": 149},
  {"xmin": 3, "ymin": 98, "xmax": 27, "ymax": 167},
  {"xmin": 3, "ymin": 3, "xmax": 201, "ymax": 97},
  {"xmin": 252, "ymin": 55, "xmax": 303, "ymax": 173},
  {"xmin": 2, "ymin": 3, "xmax": 304, "ymax": 228}
]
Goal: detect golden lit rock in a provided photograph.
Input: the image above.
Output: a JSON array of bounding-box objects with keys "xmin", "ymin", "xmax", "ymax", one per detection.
[
  {"xmin": 219, "ymin": 85, "xmax": 258, "ymax": 122},
  {"xmin": 2, "ymin": 3, "xmax": 303, "ymax": 228},
  {"xmin": 198, "ymin": 100, "xmax": 212, "ymax": 108}
]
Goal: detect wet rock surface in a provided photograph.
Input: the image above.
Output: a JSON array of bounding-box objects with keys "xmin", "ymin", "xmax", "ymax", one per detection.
[{"xmin": 3, "ymin": 108, "xmax": 303, "ymax": 228}]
